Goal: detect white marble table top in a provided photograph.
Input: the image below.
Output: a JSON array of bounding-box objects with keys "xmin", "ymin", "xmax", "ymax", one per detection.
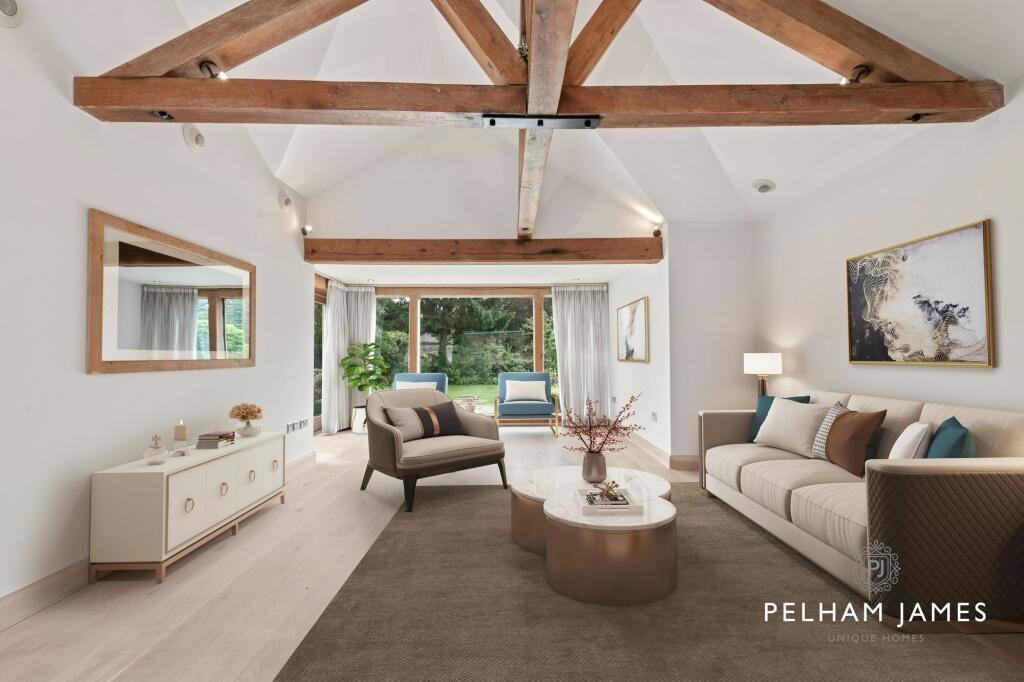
[
  {"xmin": 511, "ymin": 465, "xmax": 672, "ymax": 504},
  {"xmin": 544, "ymin": 494, "xmax": 677, "ymax": 531}
]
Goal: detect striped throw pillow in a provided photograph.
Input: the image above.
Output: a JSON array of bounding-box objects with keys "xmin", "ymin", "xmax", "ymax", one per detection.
[{"xmin": 811, "ymin": 402, "xmax": 850, "ymax": 459}]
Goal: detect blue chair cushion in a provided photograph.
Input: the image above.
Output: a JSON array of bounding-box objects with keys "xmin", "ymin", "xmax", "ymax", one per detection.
[{"xmin": 498, "ymin": 400, "xmax": 556, "ymax": 417}]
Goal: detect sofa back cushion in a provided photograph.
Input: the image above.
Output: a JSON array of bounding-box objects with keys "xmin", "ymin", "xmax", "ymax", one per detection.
[
  {"xmin": 808, "ymin": 390, "xmax": 851, "ymax": 407},
  {"xmin": 921, "ymin": 403, "xmax": 1024, "ymax": 458},
  {"xmin": 846, "ymin": 395, "xmax": 924, "ymax": 459}
]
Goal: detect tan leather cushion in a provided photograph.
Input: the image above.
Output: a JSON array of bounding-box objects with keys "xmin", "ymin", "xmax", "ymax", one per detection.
[
  {"xmin": 920, "ymin": 403, "xmax": 1024, "ymax": 458},
  {"xmin": 847, "ymin": 395, "xmax": 924, "ymax": 458},
  {"xmin": 740, "ymin": 459, "xmax": 862, "ymax": 520},
  {"xmin": 399, "ymin": 435, "xmax": 504, "ymax": 471},
  {"xmin": 791, "ymin": 483, "xmax": 868, "ymax": 560},
  {"xmin": 825, "ymin": 410, "xmax": 887, "ymax": 476},
  {"xmin": 706, "ymin": 444, "xmax": 803, "ymax": 491}
]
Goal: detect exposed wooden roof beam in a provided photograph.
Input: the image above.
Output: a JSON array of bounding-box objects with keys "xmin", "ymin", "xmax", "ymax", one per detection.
[
  {"xmin": 75, "ymin": 78, "xmax": 1002, "ymax": 127},
  {"xmin": 104, "ymin": 0, "xmax": 370, "ymax": 78},
  {"xmin": 564, "ymin": 0, "xmax": 641, "ymax": 85},
  {"xmin": 304, "ymin": 237, "xmax": 663, "ymax": 264},
  {"xmin": 518, "ymin": 0, "xmax": 578, "ymax": 239},
  {"xmin": 431, "ymin": 0, "xmax": 526, "ymax": 85},
  {"xmin": 703, "ymin": 0, "xmax": 964, "ymax": 83}
]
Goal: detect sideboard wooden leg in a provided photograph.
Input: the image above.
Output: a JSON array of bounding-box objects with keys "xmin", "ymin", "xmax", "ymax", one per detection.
[
  {"xmin": 88, "ymin": 566, "xmax": 97, "ymax": 585},
  {"xmin": 155, "ymin": 565, "xmax": 166, "ymax": 584}
]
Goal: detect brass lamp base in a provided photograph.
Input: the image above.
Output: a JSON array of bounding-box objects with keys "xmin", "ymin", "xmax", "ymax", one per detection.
[{"xmin": 756, "ymin": 375, "xmax": 768, "ymax": 397}]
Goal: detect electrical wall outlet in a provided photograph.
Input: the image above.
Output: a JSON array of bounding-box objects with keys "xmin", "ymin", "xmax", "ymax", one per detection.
[
  {"xmin": 651, "ymin": 411, "xmax": 658, "ymax": 422},
  {"xmin": 611, "ymin": 396, "xmax": 617, "ymax": 404},
  {"xmin": 286, "ymin": 419, "xmax": 311, "ymax": 433}
]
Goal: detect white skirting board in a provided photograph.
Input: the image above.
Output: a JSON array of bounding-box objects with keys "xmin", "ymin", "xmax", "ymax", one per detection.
[{"xmin": 627, "ymin": 433, "xmax": 671, "ymax": 467}]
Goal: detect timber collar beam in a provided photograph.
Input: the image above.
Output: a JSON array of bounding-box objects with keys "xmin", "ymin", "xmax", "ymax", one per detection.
[{"xmin": 76, "ymin": 0, "xmax": 1006, "ymax": 241}]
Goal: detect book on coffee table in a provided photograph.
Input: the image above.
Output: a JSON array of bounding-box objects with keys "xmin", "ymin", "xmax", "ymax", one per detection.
[{"xmin": 577, "ymin": 488, "xmax": 644, "ymax": 514}]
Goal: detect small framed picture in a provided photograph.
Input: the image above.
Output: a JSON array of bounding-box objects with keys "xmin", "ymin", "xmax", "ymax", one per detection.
[{"xmin": 616, "ymin": 296, "xmax": 649, "ymax": 362}]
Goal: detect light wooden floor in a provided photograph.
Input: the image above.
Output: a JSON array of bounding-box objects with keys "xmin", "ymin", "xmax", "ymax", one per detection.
[
  {"xmin": 0, "ymin": 428, "xmax": 692, "ymax": 682},
  {"xmin": 0, "ymin": 429, "xmax": 1018, "ymax": 680}
]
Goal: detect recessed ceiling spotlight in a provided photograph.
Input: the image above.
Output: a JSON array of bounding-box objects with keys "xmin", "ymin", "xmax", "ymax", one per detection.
[
  {"xmin": 367, "ymin": 278, "xmax": 375, "ymax": 283},
  {"xmin": 0, "ymin": 0, "xmax": 23, "ymax": 28},
  {"xmin": 182, "ymin": 124, "xmax": 206, "ymax": 152},
  {"xmin": 840, "ymin": 64, "xmax": 871, "ymax": 86},
  {"xmin": 652, "ymin": 221, "xmax": 665, "ymax": 238},
  {"xmin": 300, "ymin": 224, "xmax": 314, "ymax": 236},
  {"xmin": 277, "ymin": 191, "xmax": 293, "ymax": 210},
  {"xmin": 752, "ymin": 179, "xmax": 776, "ymax": 194},
  {"xmin": 199, "ymin": 60, "xmax": 229, "ymax": 80},
  {"xmin": 571, "ymin": 277, "xmax": 581, "ymax": 283}
]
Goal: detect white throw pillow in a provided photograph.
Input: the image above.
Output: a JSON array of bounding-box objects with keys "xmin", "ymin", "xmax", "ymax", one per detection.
[
  {"xmin": 888, "ymin": 422, "xmax": 932, "ymax": 459},
  {"xmin": 755, "ymin": 399, "xmax": 832, "ymax": 458},
  {"xmin": 504, "ymin": 380, "xmax": 547, "ymax": 402},
  {"xmin": 395, "ymin": 381, "xmax": 436, "ymax": 391}
]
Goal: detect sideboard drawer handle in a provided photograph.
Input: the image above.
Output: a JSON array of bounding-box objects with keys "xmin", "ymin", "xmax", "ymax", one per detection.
[
  {"xmin": 220, "ymin": 482, "xmax": 229, "ymax": 496},
  {"xmin": 248, "ymin": 470, "xmax": 256, "ymax": 482},
  {"xmin": 272, "ymin": 459, "xmax": 280, "ymax": 471},
  {"xmin": 184, "ymin": 497, "xmax": 195, "ymax": 513}
]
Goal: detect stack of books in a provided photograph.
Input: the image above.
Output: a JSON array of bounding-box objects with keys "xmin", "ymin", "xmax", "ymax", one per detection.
[
  {"xmin": 196, "ymin": 431, "xmax": 235, "ymax": 449},
  {"xmin": 577, "ymin": 487, "xmax": 644, "ymax": 515}
]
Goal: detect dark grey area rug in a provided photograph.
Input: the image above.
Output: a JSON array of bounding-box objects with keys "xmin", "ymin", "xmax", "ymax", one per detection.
[{"xmin": 277, "ymin": 484, "xmax": 1020, "ymax": 681}]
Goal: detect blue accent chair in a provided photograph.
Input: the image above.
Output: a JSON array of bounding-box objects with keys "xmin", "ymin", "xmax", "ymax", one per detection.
[
  {"xmin": 392, "ymin": 373, "xmax": 449, "ymax": 394},
  {"xmin": 495, "ymin": 372, "xmax": 560, "ymax": 436}
]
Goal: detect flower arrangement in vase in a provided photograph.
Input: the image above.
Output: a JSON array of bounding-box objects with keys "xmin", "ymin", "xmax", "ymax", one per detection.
[
  {"xmin": 560, "ymin": 395, "xmax": 642, "ymax": 483},
  {"xmin": 230, "ymin": 402, "xmax": 264, "ymax": 437}
]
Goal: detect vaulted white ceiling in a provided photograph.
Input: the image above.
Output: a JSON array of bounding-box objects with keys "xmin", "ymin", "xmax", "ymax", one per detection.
[{"xmin": 165, "ymin": 0, "xmax": 1024, "ymax": 234}]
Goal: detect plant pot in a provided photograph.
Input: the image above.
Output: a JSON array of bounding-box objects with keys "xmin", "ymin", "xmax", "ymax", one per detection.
[
  {"xmin": 351, "ymin": 406, "xmax": 368, "ymax": 434},
  {"xmin": 581, "ymin": 451, "xmax": 607, "ymax": 483},
  {"xmin": 237, "ymin": 420, "xmax": 262, "ymax": 438}
]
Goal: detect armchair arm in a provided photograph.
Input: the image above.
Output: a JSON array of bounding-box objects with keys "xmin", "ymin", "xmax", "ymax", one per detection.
[
  {"xmin": 458, "ymin": 405, "xmax": 500, "ymax": 441},
  {"xmin": 865, "ymin": 458, "xmax": 1024, "ymax": 626},
  {"xmin": 366, "ymin": 416, "xmax": 402, "ymax": 476},
  {"xmin": 697, "ymin": 410, "xmax": 755, "ymax": 488}
]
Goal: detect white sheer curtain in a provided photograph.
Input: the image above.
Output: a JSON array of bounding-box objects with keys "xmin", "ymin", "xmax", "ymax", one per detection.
[
  {"xmin": 322, "ymin": 281, "xmax": 377, "ymax": 434},
  {"xmin": 552, "ymin": 284, "xmax": 610, "ymax": 417},
  {"xmin": 141, "ymin": 286, "xmax": 198, "ymax": 353}
]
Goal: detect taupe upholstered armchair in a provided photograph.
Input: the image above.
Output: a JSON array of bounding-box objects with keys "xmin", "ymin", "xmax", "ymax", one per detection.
[{"xmin": 362, "ymin": 389, "xmax": 506, "ymax": 511}]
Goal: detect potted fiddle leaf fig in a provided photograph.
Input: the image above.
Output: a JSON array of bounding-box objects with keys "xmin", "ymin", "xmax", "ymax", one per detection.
[{"xmin": 340, "ymin": 342, "xmax": 390, "ymax": 433}]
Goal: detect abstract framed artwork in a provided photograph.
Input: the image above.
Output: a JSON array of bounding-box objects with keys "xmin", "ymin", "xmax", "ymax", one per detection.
[
  {"xmin": 846, "ymin": 220, "xmax": 994, "ymax": 367},
  {"xmin": 617, "ymin": 296, "xmax": 649, "ymax": 362}
]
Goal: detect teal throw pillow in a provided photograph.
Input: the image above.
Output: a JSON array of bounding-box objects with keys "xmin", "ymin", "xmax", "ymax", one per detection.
[
  {"xmin": 926, "ymin": 417, "xmax": 970, "ymax": 458},
  {"xmin": 749, "ymin": 395, "xmax": 811, "ymax": 442}
]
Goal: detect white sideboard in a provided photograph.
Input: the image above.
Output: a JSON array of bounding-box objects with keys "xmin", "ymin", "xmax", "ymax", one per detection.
[{"xmin": 90, "ymin": 432, "xmax": 286, "ymax": 583}]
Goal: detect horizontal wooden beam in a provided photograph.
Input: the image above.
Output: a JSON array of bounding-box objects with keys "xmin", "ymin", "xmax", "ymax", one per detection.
[
  {"xmin": 703, "ymin": 0, "xmax": 963, "ymax": 83},
  {"xmin": 304, "ymin": 238, "xmax": 663, "ymax": 264},
  {"xmin": 74, "ymin": 78, "xmax": 526, "ymax": 125},
  {"xmin": 431, "ymin": 0, "xmax": 526, "ymax": 85},
  {"xmin": 558, "ymin": 81, "xmax": 1004, "ymax": 126},
  {"xmin": 105, "ymin": 0, "xmax": 370, "ymax": 78},
  {"xmin": 74, "ymin": 78, "xmax": 1002, "ymax": 127}
]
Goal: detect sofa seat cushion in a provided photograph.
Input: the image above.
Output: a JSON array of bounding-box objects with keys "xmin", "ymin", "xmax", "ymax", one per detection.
[
  {"xmin": 740, "ymin": 459, "xmax": 862, "ymax": 520},
  {"xmin": 498, "ymin": 400, "xmax": 555, "ymax": 417},
  {"xmin": 791, "ymin": 483, "xmax": 868, "ymax": 560},
  {"xmin": 705, "ymin": 444, "xmax": 804, "ymax": 491},
  {"xmin": 399, "ymin": 435, "xmax": 504, "ymax": 471}
]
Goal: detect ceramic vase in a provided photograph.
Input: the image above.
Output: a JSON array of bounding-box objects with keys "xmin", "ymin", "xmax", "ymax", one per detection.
[
  {"xmin": 581, "ymin": 451, "xmax": 607, "ymax": 483},
  {"xmin": 237, "ymin": 420, "xmax": 262, "ymax": 437}
]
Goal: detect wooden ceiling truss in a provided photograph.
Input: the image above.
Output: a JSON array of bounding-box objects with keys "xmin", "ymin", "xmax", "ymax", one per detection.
[{"xmin": 76, "ymin": 0, "xmax": 1003, "ymax": 247}]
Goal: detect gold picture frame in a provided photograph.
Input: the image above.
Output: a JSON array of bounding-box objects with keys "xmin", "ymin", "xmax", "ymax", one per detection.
[
  {"xmin": 846, "ymin": 219, "xmax": 994, "ymax": 367},
  {"xmin": 616, "ymin": 296, "xmax": 649, "ymax": 362}
]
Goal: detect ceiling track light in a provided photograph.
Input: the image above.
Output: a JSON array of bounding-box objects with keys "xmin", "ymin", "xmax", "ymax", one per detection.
[
  {"xmin": 182, "ymin": 124, "xmax": 205, "ymax": 153},
  {"xmin": 301, "ymin": 224, "xmax": 314, "ymax": 236},
  {"xmin": 200, "ymin": 60, "xmax": 229, "ymax": 80},
  {"xmin": 840, "ymin": 64, "xmax": 872, "ymax": 86}
]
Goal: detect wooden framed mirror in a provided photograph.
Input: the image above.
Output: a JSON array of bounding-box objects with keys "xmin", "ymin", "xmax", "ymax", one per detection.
[{"xmin": 87, "ymin": 209, "xmax": 255, "ymax": 373}]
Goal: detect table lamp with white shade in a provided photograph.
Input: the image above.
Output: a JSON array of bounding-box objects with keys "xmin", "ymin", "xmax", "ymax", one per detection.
[{"xmin": 744, "ymin": 353, "xmax": 782, "ymax": 397}]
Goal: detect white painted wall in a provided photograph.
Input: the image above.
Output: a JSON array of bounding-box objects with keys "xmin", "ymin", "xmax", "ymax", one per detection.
[
  {"xmin": 755, "ymin": 81, "xmax": 1024, "ymax": 410},
  {"xmin": 666, "ymin": 222, "xmax": 760, "ymax": 455},
  {"xmin": 608, "ymin": 262, "xmax": 672, "ymax": 455},
  {"xmin": 0, "ymin": 3, "xmax": 313, "ymax": 598}
]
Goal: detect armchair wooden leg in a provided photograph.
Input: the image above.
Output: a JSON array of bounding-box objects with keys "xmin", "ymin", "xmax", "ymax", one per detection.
[
  {"xmin": 360, "ymin": 464, "xmax": 374, "ymax": 491},
  {"xmin": 403, "ymin": 478, "xmax": 417, "ymax": 512},
  {"xmin": 497, "ymin": 460, "xmax": 508, "ymax": 489}
]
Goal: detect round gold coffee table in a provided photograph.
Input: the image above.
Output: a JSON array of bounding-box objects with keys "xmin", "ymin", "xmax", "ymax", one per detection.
[
  {"xmin": 510, "ymin": 466, "xmax": 672, "ymax": 556},
  {"xmin": 543, "ymin": 494, "xmax": 677, "ymax": 606}
]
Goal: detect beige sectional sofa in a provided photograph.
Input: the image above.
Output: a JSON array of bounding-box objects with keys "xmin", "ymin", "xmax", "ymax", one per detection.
[{"xmin": 699, "ymin": 390, "xmax": 1024, "ymax": 629}]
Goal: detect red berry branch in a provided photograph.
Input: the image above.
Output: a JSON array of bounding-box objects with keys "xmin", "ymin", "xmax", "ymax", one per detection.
[{"xmin": 560, "ymin": 394, "xmax": 642, "ymax": 455}]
